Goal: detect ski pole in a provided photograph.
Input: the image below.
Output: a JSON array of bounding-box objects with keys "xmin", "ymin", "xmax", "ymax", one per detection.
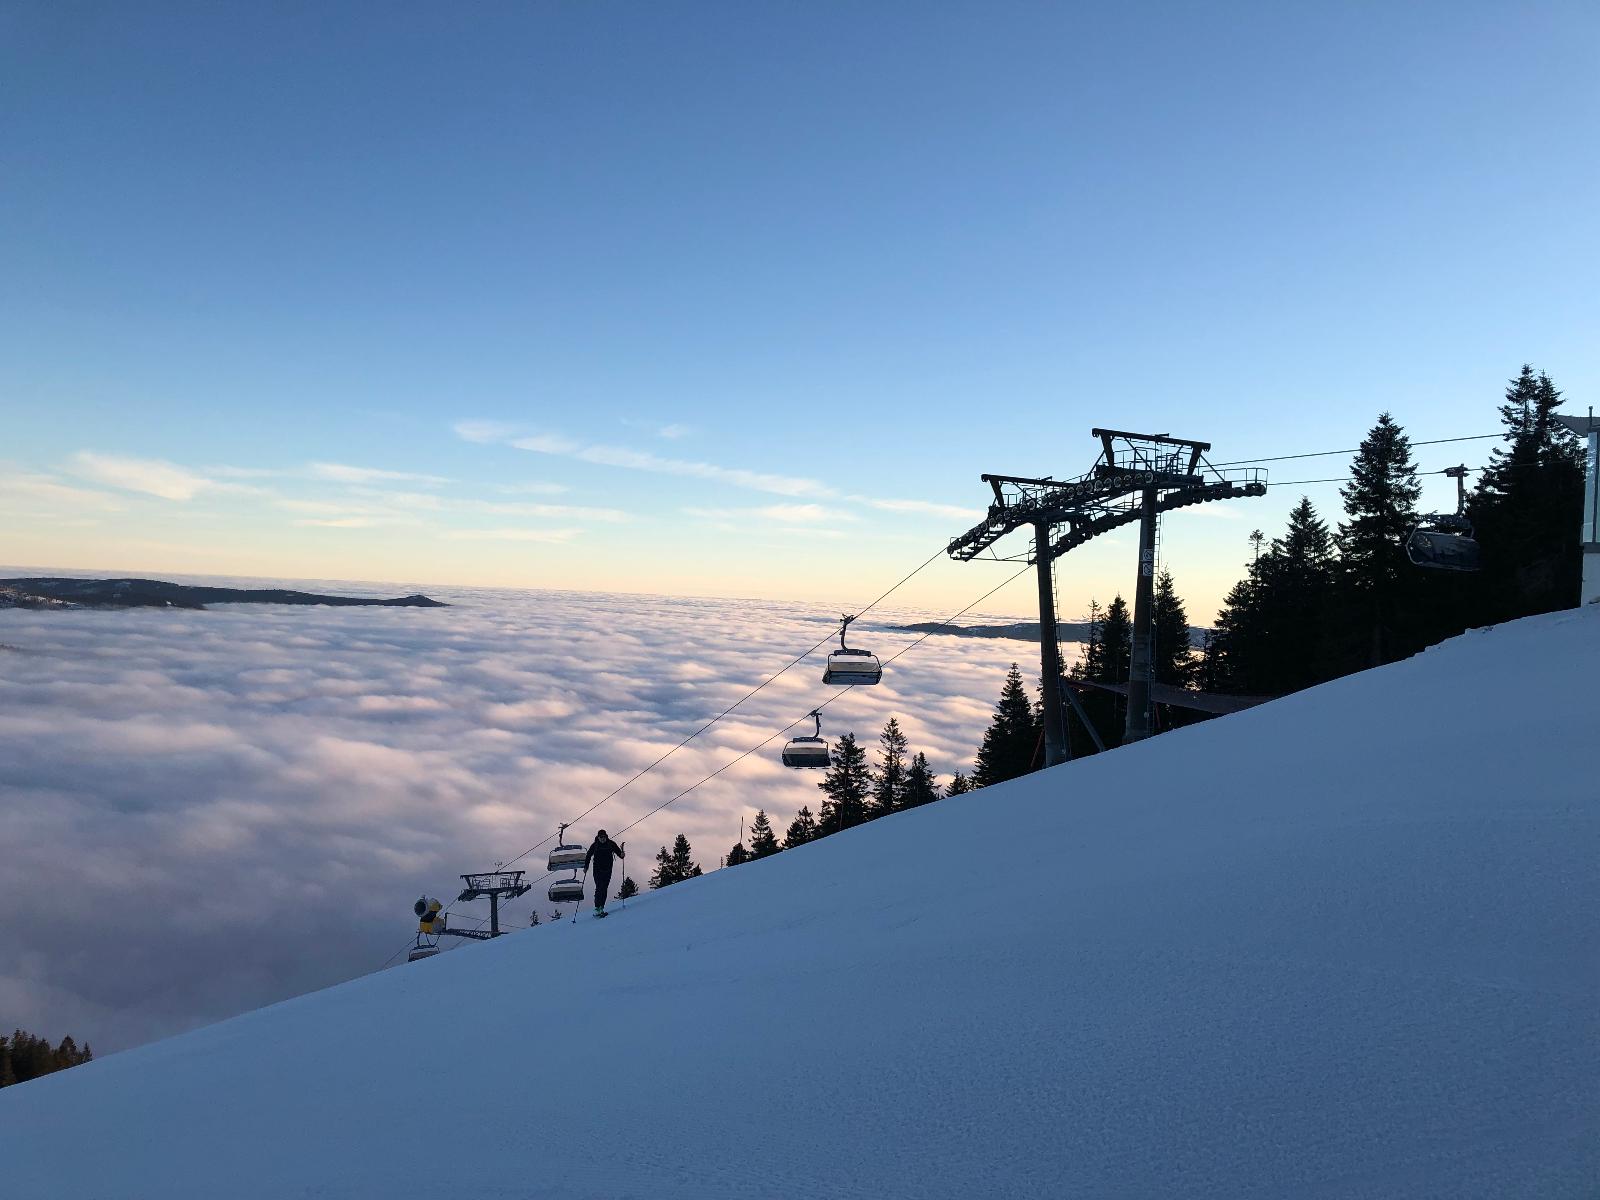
[{"xmin": 570, "ymin": 866, "xmax": 588, "ymax": 924}]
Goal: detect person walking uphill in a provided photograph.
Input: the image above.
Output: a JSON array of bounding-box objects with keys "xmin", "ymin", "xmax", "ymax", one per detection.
[{"xmin": 584, "ymin": 830, "xmax": 625, "ymax": 916}]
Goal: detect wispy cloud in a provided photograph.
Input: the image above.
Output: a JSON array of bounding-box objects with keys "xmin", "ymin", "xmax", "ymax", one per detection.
[
  {"xmin": 622, "ymin": 418, "xmax": 693, "ymax": 441},
  {"xmin": 495, "ymin": 482, "xmax": 569, "ymax": 496},
  {"xmin": 308, "ymin": 462, "xmax": 450, "ymax": 486},
  {"xmin": 443, "ymin": 528, "xmax": 581, "ymax": 543},
  {"xmin": 686, "ymin": 504, "xmax": 858, "ymax": 525},
  {"xmin": 861, "ymin": 497, "xmax": 984, "ymax": 521},
  {"xmin": 0, "ymin": 470, "xmax": 124, "ymax": 512},
  {"xmin": 452, "ymin": 419, "xmax": 523, "ymax": 445},
  {"xmin": 69, "ymin": 452, "xmax": 216, "ymax": 501}
]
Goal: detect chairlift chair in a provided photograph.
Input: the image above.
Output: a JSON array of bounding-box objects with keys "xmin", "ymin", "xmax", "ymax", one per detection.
[
  {"xmin": 782, "ymin": 710, "xmax": 832, "ymax": 769},
  {"xmin": 547, "ymin": 822, "xmax": 587, "ymax": 903},
  {"xmin": 1407, "ymin": 466, "xmax": 1481, "ymax": 573},
  {"xmin": 822, "ymin": 614, "xmax": 882, "ymax": 685},
  {"xmin": 548, "ymin": 877, "xmax": 585, "ymax": 903},
  {"xmin": 407, "ymin": 943, "xmax": 440, "ymax": 963}
]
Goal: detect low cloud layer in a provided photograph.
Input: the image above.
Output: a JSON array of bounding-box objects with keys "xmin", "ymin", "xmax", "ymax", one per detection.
[{"xmin": 0, "ymin": 587, "xmax": 1045, "ymax": 1054}]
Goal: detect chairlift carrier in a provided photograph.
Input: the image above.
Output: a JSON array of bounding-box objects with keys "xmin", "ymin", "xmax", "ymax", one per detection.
[
  {"xmin": 823, "ymin": 614, "xmax": 883, "ymax": 685},
  {"xmin": 548, "ymin": 822, "xmax": 587, "ymax": 904},
  {"xmin": 782, "ymin": 710, "xmax": 832, "ymax": 769},
  {"xmin": 1406, "ymin": 466, "xmax": 1481, "ymax": 573}
]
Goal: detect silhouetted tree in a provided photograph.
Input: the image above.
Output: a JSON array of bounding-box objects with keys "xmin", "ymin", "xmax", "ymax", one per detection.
[
  {"xmin": 1471, "ymin": 365, "xmax": 1585, "ymax": 620},
  {"xmin": 869, "ymin": 717, "xmax": 909, "ymax": 818},
  {"xmin": 974, "ymin": 664, "xmax": 1042, "ymax": 787},
  {"xmin": 748, "ymin": 810, "xmax": 780, "ymax": 859},
  {"xmin": 616, "ymin": 876, "xmax": 639, "ymax": 899},
  {"xmin": 817, "ymin": 733, "xmax": 871, "ymax": 836},
  {"xmin": 902, "ymin": 752, "xmax": 940, "ymax": 809},
  {"xmin": 783, "ymin": 805, "xmax": 818, "ymax": 849},
  {"xmin": 944, "ymin": 772, "xmax": 973, "ymax": 796},
  {"xmin": 1336, "ymin": 412, "xmax": 1422, "ymax": 668},
  {"xmin": 726, "ymin": 841, "xmax": 750, "ymax": 867}
]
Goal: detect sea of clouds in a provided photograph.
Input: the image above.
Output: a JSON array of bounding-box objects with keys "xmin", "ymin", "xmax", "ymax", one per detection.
[{"xmin": 0, "ymin": 581, "xmax": 1050, "ymax": 1053}]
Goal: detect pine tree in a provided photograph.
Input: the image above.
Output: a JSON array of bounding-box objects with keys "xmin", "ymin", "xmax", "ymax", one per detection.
[
  {"xmin": 1471, "ymin": 366, "xmax": 1585, "ymax": 620},
  {"xmin": 650, "ymin": 844, "xmax": 678, "ymax": 889},
  {"xmin": 669, "ymin": 834, "xmax": 699, "ymax": 882},
  {"xmin": 748, "ymin": 810, "xmax": 780, "ymax": 859},
  {"xmin": 783, "ymin": 805, "xmax": 817, "ymax": 848},
  {"xmin": 973, "ymin": 664, "xmax": 1042, "ymax": 787},
  {"xmin": 817, "ymin": 733, "xmax": 871, "ymax": 836},
  {"xmin": 1151, "ymin": 568, "xmax": 1195, "ymax": 689},
  {"xmin": 901, "ymin": 751, "xmax": 940, "ymax": 809},
  {"xmin": 1336, "ymin": 413, "xmax": 1422, "ymax": 668},
  {"xmin": 726, "ymin": 841, "xmax": 750, "ymax": 866},
  {"xmin": 869, "ymin": 717, "xmax": 909, "ymax": 818},
  {"xmin": 616, "ymin": 876, "xmax": 639, "ymax": 899},
  {"xmin": 945, "ymin": 771, "xmax": 973, "ymax": 796}
]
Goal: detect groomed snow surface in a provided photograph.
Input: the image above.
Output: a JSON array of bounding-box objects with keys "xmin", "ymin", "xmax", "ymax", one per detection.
[{"xmin": 4, "ymin": 609, "xmax": 1598, "ymax": 1198}]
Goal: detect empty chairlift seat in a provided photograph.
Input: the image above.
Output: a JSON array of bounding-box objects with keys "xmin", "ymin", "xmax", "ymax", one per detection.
[
  {"xmin": 822, "ymin": 614, "xmax": 882, "ymax": 685},
  {"xmin": 548, "ymin": 877, "xmax": 585, "ymax": 903},
  {"xmin": 547, "ymin": 843, "xmax": 587, "ymax": 872},
  {"xmin": 823, "ymin": 647, "xmax": 883, "ymax": 685},
  {"xmin": 1407, "ymin": 527, "xmax": 1482, "ymax": 572},
  {"xmin": 782, "ymin": 710, "xmax": 832, "ymax": 769}
]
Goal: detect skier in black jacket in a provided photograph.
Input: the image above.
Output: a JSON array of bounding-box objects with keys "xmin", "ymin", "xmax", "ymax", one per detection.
[{"xmin": 584, "ymin": 830, "xmax": 625, "ymax": 915}]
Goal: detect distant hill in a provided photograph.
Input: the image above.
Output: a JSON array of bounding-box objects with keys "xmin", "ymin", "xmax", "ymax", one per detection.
[
  {"xmin": 896, "ymin": 620, "xmax": 1207, "ymax": 646},
  {"xmin": 0, "ymin": 578, "xmax": 447, "ymax": 611}
]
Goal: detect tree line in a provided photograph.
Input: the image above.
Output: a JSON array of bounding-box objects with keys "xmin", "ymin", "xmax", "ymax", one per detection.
[
  {"xmin": 1, "ymin": 1029, "xmax": 92, "ymax": 1088},
  {"xmin": 648, "ymin": 366, "xmax": 1586, "ymax": 882}
]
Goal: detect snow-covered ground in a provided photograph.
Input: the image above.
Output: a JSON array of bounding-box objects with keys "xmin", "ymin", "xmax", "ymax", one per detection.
[{"xmin": 3, "ymin": 608, "xmax": 1597, "ymax": 1198}]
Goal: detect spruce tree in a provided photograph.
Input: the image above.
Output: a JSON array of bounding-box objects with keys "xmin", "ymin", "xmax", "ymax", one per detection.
[
  {"xmin": 945, "ymin": 772, "xmax": 973, "ymax": 796},
  {"xmin": 817, "ymin": 733, "xmax": 871, "ymax": 836},
  {"xmin": 1336, "ymin": 413, "xmax": 1422, "ymax": 668},
  {"xmin": 1151, "ymin": 569, "xmax": 1195, "ymax": 688},
  {"xmin": 1471, "ymin": 366, "xmax": 1585, "ymax": 619},
  {"xmin": 650, "ymin": 844, "xmax": 679, "ymax": 889},
  {"xmin": 869, "ymin": 717, "xmax": 909, "ymax": 818},
  {"xmin": 726, "ymin": 841, "xmax": 750, "ymax": 866},
  {"xmin": 783, "ymin": 805, "xmax": 818, "ymax": 848},
  {"xmin": 748, "ymin": 810, "xmax": 780, "ymax": 859},
  {"xmin": 617, "ymin": 876, "xmax": 639, "ymax": 899},
  {"xmin": 902, "ymin": 751, "xmax": 940, "ymax": 809},
  {"xmin": 668, "ymin": 833, "xmax": 700, "ymax": 881},
  {"xmin": 974, "ymin": 664, "xmax": 1042, "ymax": 787}
]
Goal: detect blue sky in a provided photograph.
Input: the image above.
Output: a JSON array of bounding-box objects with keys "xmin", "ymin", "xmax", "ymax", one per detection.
[{"xmin": 2, "ymin": 1, "xmax": 1596, "ymax": 618}]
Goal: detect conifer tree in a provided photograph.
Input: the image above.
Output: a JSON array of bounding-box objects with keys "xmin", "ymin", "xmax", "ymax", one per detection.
[
  {"xmin": 945, "ymin": 771, "xmax": 973, "ymax": 796},
  {"xmin": 817, "ymin": 732, "xmax": 871, "ymax": 836},
  {"xmin": 616, "ymin": 876, "xmax": 639, "ymax": 899},
  {"xmin": 748, "ymin": 809, "xmax": 780, "ymax": 859},
  {"xmin": 726, "ymin": 841, "xmax": 750, "ymax": 867},
  {"xmin": 974, "ymin": 664, "xmax": 1042, "ymax": 787},
  {"xmin": 1336, "ymin": 413, "xmax": 1422, "ymax": 667},
  {"xmin": 1470, "ymin": 366, "xmax": 1585, "ymax": 619},
  {"xmin": 783, "ymin": 805, "xmax": 818, "ymax": 848},
  {"xmin": 869, "ymin": 717, "xmax": 909, "ymax": 818},
  {"xmin": 650, "ymin": 844, "xmax": 678, "ymax": 889},
  {"xmin": 901, "ymin": 751, "xmax": 940, "ymax": 809},
  {"xmin": 668, "ymin": 833, "xmax": 700, "ymax": 882},
  {"xmin": 1151, "ymin": 568, "xmax": 1195, "ymax": 689}
]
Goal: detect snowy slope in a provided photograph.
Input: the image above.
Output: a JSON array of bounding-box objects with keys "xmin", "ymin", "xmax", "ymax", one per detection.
[{"xmin": 4, "ymin": 609, "xmax": 1598, "ymax": 1199}]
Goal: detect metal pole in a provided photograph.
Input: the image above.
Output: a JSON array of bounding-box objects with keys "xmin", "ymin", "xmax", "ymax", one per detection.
[
  {"xmin": 1124, "ymin": 487, "xmax": 1158, "ymax": 743},
  {"xmin": 489, "ymin": 891, "xmax": 500, "ymax": 938},
  {"xmin": 1034, "ymin": 521, "xmax": 1066, "ymax": 767}
]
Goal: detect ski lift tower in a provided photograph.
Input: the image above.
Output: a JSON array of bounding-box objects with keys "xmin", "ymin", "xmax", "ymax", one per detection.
[
  {"xmin": 947, "ymin": 429, "xmax": 1266, "ymax": 757},
  {"xmin": 457, "ymin": 869, "xmax": 531, "ymax": 938}
]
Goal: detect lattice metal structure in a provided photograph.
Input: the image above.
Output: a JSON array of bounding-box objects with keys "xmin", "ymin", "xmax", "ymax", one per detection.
[
  {"xmin": 948, "ymin": 429, "xmax": 1266, "ymax": 756},
  {"xmin": 457, "ymin": 869, "xmax": 531, "ymax": 938}
]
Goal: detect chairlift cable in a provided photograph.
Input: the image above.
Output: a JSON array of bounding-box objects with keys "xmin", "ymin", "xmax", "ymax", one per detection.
[{"xmin": 1212, "ymin": 432, "xmax": 1500, "ymax": 467}]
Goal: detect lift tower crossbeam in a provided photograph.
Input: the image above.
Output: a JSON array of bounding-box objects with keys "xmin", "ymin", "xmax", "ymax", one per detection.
[
  {"xmin": 457, "ymin": 869, "xmax": 531, "ymax": 938},
  {"xmin": 947, "ymin": 429, "xmax": 1266, "ymax": 760}
]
